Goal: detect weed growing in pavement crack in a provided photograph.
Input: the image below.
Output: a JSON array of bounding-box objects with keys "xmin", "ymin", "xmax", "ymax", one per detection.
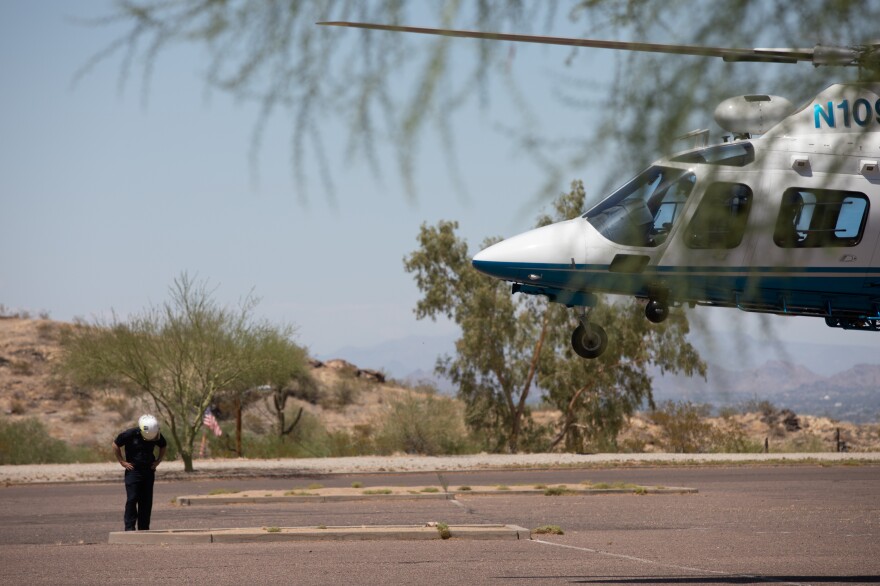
[{"xmin": 436, "ymin": 522, "xmax": 451, "ymax": 539}]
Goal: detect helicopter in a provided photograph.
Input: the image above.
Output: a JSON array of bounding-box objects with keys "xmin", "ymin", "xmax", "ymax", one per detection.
[{"xmin": 320, "ymin": 22, "xmax": 880, "ymax": 359}]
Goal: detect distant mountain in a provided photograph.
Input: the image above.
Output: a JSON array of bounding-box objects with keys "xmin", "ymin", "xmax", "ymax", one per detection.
[
  {"xmin": 652, "ymin": 361, "xmax": 880, "ymax": 423},
  {"xmin": 687, "ymin": 328, "xmax": 880, "ymax": 377},
  {"xmin": 323, "ymin": 331, "xmax": 880, "ymax": 422}
]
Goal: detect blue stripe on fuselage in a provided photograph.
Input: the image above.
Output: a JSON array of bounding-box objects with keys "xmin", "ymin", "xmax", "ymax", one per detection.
[{"xmin": 471, "ymin": 259, "xmax": 880, "ymax": 312}]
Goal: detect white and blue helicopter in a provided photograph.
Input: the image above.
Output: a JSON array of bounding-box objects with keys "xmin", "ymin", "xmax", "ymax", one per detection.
[{"xmin": 321, "ymin": 22, "xmax": 880, "ymax": 358}]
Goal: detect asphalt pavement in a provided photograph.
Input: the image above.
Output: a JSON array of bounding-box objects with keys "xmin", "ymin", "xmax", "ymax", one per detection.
[{"xmin": 1, "ymin": 465, "xmax": 878, "ymax": 585}]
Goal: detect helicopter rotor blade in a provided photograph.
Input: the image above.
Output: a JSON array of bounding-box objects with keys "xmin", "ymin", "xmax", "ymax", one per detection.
[{"xmin": 318, "ymin": 22, "xmax": 862, "ymax": 68}]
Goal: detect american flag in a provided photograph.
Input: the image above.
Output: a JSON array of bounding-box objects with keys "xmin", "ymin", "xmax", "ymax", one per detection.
[{"xmin": 203, "ymin": 408, "xmax": 223, "ymax": 437}]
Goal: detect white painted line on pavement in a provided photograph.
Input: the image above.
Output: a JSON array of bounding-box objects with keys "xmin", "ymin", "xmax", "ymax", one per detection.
[{"xmin": 531, "ymin": 538, "xmax": 811, "ymax": 586}]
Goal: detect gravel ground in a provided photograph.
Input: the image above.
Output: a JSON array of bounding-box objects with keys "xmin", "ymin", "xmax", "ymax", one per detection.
[{"xmin": 2, "ymin": 451, "xmax": 878, "ymax": 484}]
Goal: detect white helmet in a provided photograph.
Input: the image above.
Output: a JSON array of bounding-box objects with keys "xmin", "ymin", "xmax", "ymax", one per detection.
[{"xmin": 138, "ymin": 414, "xmax": 159, "ymax": 441}]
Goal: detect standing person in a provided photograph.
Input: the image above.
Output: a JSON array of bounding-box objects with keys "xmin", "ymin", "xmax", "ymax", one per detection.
[{"xmin": 112, "ymin": 414, "xmax": 167, "ymax": 531}]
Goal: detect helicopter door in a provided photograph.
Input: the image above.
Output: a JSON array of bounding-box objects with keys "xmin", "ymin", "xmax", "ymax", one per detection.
[{"xmin": 658, "ymin": 178, "xmax": 757, "ymax": 302}]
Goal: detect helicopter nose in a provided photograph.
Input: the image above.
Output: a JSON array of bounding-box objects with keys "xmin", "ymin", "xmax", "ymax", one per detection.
[{"xmin": 472, "ymin": 219, "xmax": 583, "ymax": 282}]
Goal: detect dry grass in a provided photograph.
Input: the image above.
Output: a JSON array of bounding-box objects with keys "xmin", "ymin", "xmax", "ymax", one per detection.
[{"xmin": 2, "ymin": 317, "xmax": 879, "ymax": 461}]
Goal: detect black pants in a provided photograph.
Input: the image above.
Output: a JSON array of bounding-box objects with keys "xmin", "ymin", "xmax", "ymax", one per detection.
[{"xmin": 124, "ymin": 469, "xmax": 155, "ymax": 531}]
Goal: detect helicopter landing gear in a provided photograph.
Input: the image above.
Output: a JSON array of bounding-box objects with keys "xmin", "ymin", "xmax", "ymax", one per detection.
[
  {"xmin": 645, "ymin": 298, "xmax": 670, "ymax": 323},
  {"xmin": 571, "ymin": 308, "xmax": 607, "ymax": 359}
]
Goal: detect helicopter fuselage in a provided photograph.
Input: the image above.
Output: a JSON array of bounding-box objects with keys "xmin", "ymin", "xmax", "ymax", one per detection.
[
  {"xmin": 318, "ymin": 21, "xmax": 880, "ymax": 357},
  {"xmin": 473, "ymin": 83, "xmax": 880, "ymax": 333}
]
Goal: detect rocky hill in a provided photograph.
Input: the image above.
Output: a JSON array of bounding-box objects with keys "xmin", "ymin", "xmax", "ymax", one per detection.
[{"xmin": 1, "ymin": 317, "xmax": 878, "ymax": 455}]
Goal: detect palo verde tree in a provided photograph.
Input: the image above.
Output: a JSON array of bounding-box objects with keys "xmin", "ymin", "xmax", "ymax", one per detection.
[
  {"xmin": 211, "ymin": 323, "xmax": 314, "ymax": 455},
  {"xmin": 59, "ymin": 274, "xmax": 308, "ymax": 471},
  {"xmin": 247, "ymin": 328, "xmax": 316, "ymax": 440},
  {"xmin": 405, "ymin": 180, "xmax": 705, "ymax": 452}
]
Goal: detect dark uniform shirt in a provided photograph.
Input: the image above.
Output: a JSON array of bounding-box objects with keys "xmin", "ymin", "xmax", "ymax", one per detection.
[{"xmin": 114, "ymin": 428, "xmax": 167, "ymax": 472}]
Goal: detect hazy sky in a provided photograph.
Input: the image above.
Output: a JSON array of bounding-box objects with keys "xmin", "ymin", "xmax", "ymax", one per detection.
[{"xmin": 2, "ymin": 1, "xmax": 878, "ymax": 365}]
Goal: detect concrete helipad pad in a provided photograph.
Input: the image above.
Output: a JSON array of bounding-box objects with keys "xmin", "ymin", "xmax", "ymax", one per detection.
[
  {"xmin": 109, "ymin": 524, "xmax": 530, "ymax": 544},
  {"xmin": 175, "ymin": 484, "xmax": 697, "ymax": 505}
]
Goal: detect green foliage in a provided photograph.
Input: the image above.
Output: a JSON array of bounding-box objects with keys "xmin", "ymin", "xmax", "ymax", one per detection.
[
  {"xmin": 588, "ymin": 481, "xmax": 645, "ymax": 490},
  {"xmin": 406, "ymin": 181, "xmax": 704, "ymax": 453},
  {"xmin": 650, "ymin": 401, "xmax": 714, "ymax": 453},
  {"xmin": 543, "ymin": 485, "xmax": 573, "ymax": 496},
  {"xmin": 239, "ymin": 411, "xmax": 371, "ymax": 459},
  {"xmin": 363, "ymin": 489, "xmax": 392, "ymax": 495},
  {"xmin": 57, "ymin": 273, "xmax": 307, "ymax": 471},
  {"xmin": 403, "ymin": 187, "xmax": 577, "ymax": 452},
  {"xmin": 0, "ymin": 416, "xmax": 104, "ymax": 465},
  {"xmin": 319, "ymin": 379, "xmax": 363, "ymax": 411},
  {"xmin": 242, "ymin": 327, "xmax": 314, "ymax": 440},
  {"xmin": 651, "ymin": 401, "xmax": 765, "ymax": 454},
  {"xmin": 373, "ymin": 392, "xmax": 475, "ymax": 456},
  {"xmin": 435, "ymin": 522, "xmax": 451, "ymax": 540}
]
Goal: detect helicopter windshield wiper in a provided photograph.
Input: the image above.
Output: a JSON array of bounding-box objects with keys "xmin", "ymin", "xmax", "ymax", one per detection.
[{"xmin": 317, "ymin": 22, "xmax": 865, "ymax": 69}]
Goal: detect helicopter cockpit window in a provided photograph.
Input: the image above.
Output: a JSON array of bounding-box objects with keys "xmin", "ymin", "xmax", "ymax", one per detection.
[
  {"xmin": 685, "ymin": 182, "xmax": 753, "ymax": 249},
  {"xmin": 774, "ymin": 188, "xmax": 869, "ymax": 248},
  {"xmin": 584, "ymin": 167, "xmax": 696, "ymax": 247},
  {"xmin": 670, "ymin": 143, "xmax": 755, "ymax": 167}
]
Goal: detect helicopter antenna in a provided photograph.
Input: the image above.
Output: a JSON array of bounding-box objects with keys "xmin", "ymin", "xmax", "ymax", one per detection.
[{"xmin": 318, "ymin": 22, "xmax": 878, "ymax": 73}]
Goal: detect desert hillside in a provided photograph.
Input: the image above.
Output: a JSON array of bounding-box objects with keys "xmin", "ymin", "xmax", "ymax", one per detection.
[{"xmin": 1, "ymin": 317, "xmax": 878, "ymax": 454}]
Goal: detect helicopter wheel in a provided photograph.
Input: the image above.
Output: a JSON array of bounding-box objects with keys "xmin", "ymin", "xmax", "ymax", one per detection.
[
  {"xmin": 645, "ymin": 299, "xmax": 670, "ymax": 324},
  {"xmin": 571, "ymin": 323, "xmax": 608, "ymax": 359}
]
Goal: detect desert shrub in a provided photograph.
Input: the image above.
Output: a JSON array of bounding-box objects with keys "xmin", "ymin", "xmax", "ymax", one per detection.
[
  {"xmin": 323, "ymin": 428, "xmax": 373, "ymax": 456},
  {"xmin": 35, "ymin": 320, "xmax": 59, "ymax": 342},
  {"xmin": 333, "ymin": 380, "xmax": 360, "ymax": 408},
  {"xmin": 651, "ymin": 401, "xmax": 714, "ymax": 453},
  {"xmin": 237, "ymin": 412, "xmax": 372, "ymax": 458},
  {"xmin": 435, "ymin": 522, "xmax": 451, "ymax": 539},
  {"xmin": 318, "ymin": 379, "xmax": 366, "ymax": 411},
  {"xmin": 716, "ymin": 405, "xmax": 739, "ymax": 419},
  {"xmin": 709, "ymin": 420, "xmax": 764, "ymax": 453},
  {"xmin": 773, "ymin": 434, "xmax": 829, "ymax": 453},
  {"xmin": 373, "ymin": 393, "xmax": 475, "ymax": 456},
  {"xmin": 102, "ymin": 394, "xmax": 138, "ymax": 423},
  {"xmin": 9, "ymin": 396, "xmax": 27, "ymax": 415},
  {"xmin": 618, "ymin": 435, "xmax": 648, "ymax": 453},
  {"xmin": 0, "ymin": 305, "xmax": 31, "ymax": 319},
  {"xmin": 741, "ymin": 398, "xmax": 779, "ymax": 422},
  {"xmin": 0, "ymin": 416, "xmax": 105, "ymax": 464},
  {"xmin": 9, "ymin": 360, "xmax": 33, "ymax": 376}
]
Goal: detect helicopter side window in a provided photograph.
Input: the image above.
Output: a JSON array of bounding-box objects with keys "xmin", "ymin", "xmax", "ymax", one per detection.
[
  {"xmin": 585, "ymin": 167, "xmax": 696, "ymax": 247},
  {"xmin": 685, "ymin": 182, "xmax": 753, "ymax": 249},
  {"xmin": 774, "ymin": 188, "xmax": 869, "ymax": 248}
]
